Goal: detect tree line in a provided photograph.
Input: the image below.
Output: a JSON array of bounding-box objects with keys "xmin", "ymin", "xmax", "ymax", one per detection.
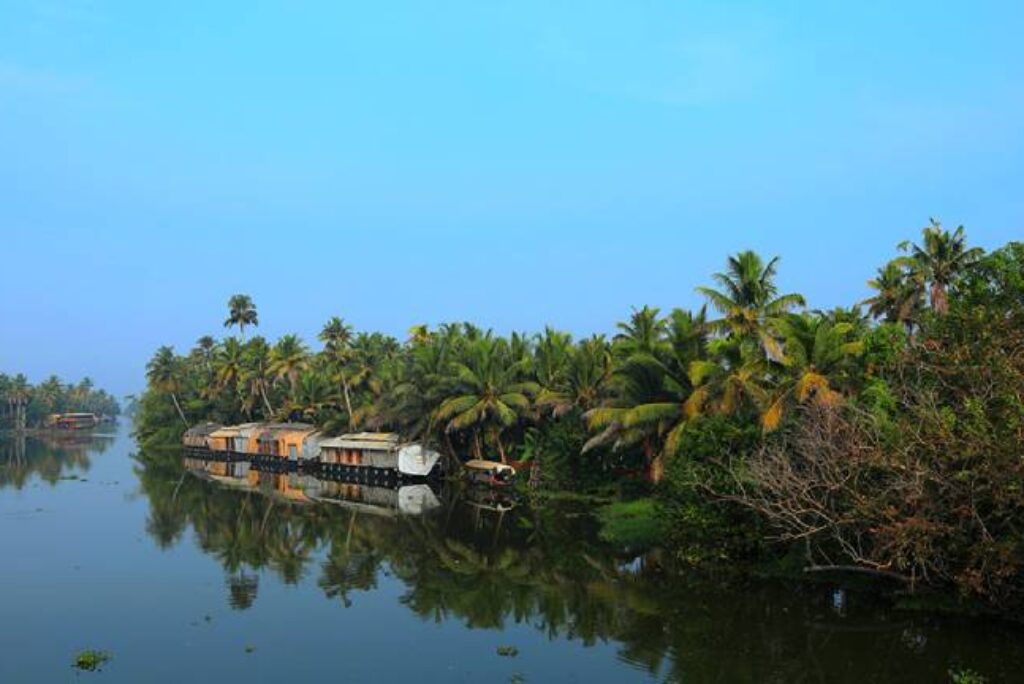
[
  {"xmin": 0, "ymin": 373, "xmax": 120, "ymax": 428},
  {"xmin": 136, "ymin": 222, "xmax": 1024, "ymax": 608}
]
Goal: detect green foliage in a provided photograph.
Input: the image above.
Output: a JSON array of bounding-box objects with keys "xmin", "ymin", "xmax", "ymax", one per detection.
[
  {"xmin": 597, "ymin": 498, "xmax": 665, "ymax": 548},
  {"xmin": 0, "ymin": 373, "xmax": 119, "ymax": 429},
  {"xmin": 134, "ymin": 224, "xmax": 1024, "ymax": 614},
  {"xmin": 658, "ymin": 416, "xmax": 764, "ymax": 563},
  {"xmin": 72, "ymin": 649, "xmax": 111, "ymax": 672},
  {"xmin": 949, "ymin": 669, "xmax": 988, "ymax": 684}
]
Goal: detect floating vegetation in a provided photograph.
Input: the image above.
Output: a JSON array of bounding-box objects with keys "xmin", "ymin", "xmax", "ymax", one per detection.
[
  {"xmin": 72, "ymin": 650, "xmax": 112, "ymax": 672},
  {"xmin": 496, "ymin": 645, "xmax": 519, "ymax": 657},
  {"xmin": 949, "ymin": 669, "xmax": 988, "ymax": 684}
]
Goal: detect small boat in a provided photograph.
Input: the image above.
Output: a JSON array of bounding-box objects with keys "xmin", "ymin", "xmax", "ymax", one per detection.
[{"xmin": 463, "ymin": 459, "xmax": 516, "ymax": 487}]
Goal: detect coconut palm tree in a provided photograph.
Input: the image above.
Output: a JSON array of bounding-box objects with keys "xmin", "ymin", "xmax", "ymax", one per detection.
[
  {"xmin": 696, "ymin": 251, "xmax": 805, "ymax": 360},
  {"xmin": 268, "ymin": 335, "xmax": 310, "ymax": 401},
  {"xmin": 614, "ymin": 306, "xmax": 669, "ymax": 359},
  {"xmin": 537, "ymin": 335, "xmax": 612, "ymax": 418},
  {"xmin": 863, "ymin": 261, "xmax": 924, "ymax": 329},
  {"xmin": 241, "ymin": 336, "xmax": 275, "ymax": 417},
  {"xmin": 759, "ymin": 313, "xmax": 865, "ymax": 430},
  {"xmin": 687, "ymin": 339, "xmax": 771, "ymax": 428},
  {"xmin": 146, "ymin": 346, "xmax": 189, "ymax": 427},
  {"xmin": 213, "ymin": 337, "xmax": 246, "ymax": 403},
  {"xmin": 224, "ymin": 294, "xmax": 259, "ymax": 340},
  {"xmin": 585, "ymin": 309, "xmax": 708, "ymax": 481},
  {"xmin": 319, "ymin": 317, "xmax": 355, "ymax": 421},
  {"xmin": 434, "ymin": 336, "xmax": 538, "ymax": 462},
  {"xmin": 408, "ymin": 324, "xmax": 432, "ymax": 346},
  {"xmin": 192, "ymin": 335, "xmax": 217, "ymax": 371},
  {"xmin": 898, "ymin": 219, "xmax": 983, "ymax": 314}
]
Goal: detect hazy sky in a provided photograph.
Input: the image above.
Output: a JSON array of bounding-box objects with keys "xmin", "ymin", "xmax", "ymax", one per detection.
[{"xmin": 1, "ymin": 1, "xmax": 1022, "ymax": 396}]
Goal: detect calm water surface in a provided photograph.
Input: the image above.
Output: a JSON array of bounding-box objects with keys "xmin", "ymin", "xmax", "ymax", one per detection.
[{"xmin": 2, "ymin": 425, "xmax": 1022, "ymax": 682}]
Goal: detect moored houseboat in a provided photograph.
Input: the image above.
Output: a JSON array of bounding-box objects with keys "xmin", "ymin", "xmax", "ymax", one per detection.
[
  {"xmin": 46, "ymin": 412, "xmax": 100, "ymax": 430},
  {"xmin": 183, "ymin": 423, "xmax": 223, "ymax": 452},
  {"xmin": 317, "ymin": 432, "xmax": 441, "ymax": 478},
  {"xmin": 182, "ymin": 422, "xmax": 441, "ymax": 479}
]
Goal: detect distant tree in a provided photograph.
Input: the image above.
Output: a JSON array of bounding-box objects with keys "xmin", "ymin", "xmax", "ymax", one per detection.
[
  {"xmin": 697, "ymin": 251, "xmax": 805, "ymax": 360},
  {"xmin": 863, "ymin": 261, "xmax": 924, "ymax": 329},
  {"xmin": 146, "ymin": 346, "xmax": 189, "ymax": 427},
  {"xmin": 899, "ymin": 220, "xmax": 983, "ymax": 314},
  {"xmin": 224, "ymin": 294, "xmax": 259, "ymax": 340},
  {"xmin": 319, "ymin": 317, "xmax": 355, "ymax": 422}
]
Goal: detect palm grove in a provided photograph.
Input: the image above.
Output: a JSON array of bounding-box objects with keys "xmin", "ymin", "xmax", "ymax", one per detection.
[
  {"xmin": 1, "ymin": 374, "xmax": 119, "ymax": 428},
  {"xmin": 136, "ymin": 223, "xmax": 1024, "ymax": 611}
]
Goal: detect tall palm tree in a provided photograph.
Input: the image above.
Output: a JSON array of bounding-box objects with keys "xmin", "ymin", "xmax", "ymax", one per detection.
[
  {"xmin": 214, "ymin": 337, "xmax": 245, "ymax": 400},
  {"xmin": 241, "ymin": 336, "xmax": 275, "ymax": 418},
  {"xmin": 268, "ymin": 335, "xmax": 310, "ymax": 401},
  {"xmin": 898, "ymin": 220, "xmax": 983, "ymax": 314},
  {"xmin": 319, "ymin": 317, "xmax": 355, "ymax": 421},
  {"xmin": 687, "ymin": 339, "xmax": 771, "ymax": 428},
  {"xmin": 224, "ymin": 294, "xmax": 259, "ymax": 340},
  {"xmin": 863, "ymin": 261, "xmax": 924, "ymax": 329},
  {"xmin": 434, "ymin": 337, "xmax": 538, "ymax": 462},
  {"xmin": 586, "ymin": 309, "xmax": 708, "ymax": 481},
  {"xmin": 760, "ymin": 313, "xmax": 865, "ymax": 430},
  {"xmin": 613, "ymin": 306, "xmax": 668, "ymax": 359},
  {"xmin": 408, "ymin": 324, "xmax": 432, "ymax": 346},
  {"xmin": 537, "ymin": 335, "xmax": 612, "ymax": 418},
  {"xmin": 696, "ymin": 251, "xmax": 805, "ymax": 360},
  {"xmin": 146, "ymin": 346, "xmax": 189, "ymax": 427}
]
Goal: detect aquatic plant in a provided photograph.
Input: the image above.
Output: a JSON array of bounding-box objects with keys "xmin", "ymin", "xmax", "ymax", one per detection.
[{"xmin": 72, "ymin": 649, "xmax": 111, "ymax": 672}]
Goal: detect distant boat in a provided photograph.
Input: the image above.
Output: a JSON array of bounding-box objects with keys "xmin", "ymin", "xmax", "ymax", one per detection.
[
  {"xmin": 463, "ymin": 459, "xmax": 516, "ymax": 487},
  {"xmin": 46, "ymin": 413, "xmax": 99, "ymax": 430}
]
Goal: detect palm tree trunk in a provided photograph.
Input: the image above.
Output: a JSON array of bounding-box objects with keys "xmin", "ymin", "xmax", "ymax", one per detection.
[
  {"xmin": 931, "ymin": 282, "xmax": 949, "ymax": 314},
  {"xmin": 650, "ymin": 452, "xmax": 665, "ymax": 484},
  {"xmin": 340, "ymin": 375, "xmax": 354, "ymax": 426},
  {"xmin": 170, "ymin": 393, "xmax": 189, "ymax": 428},
  {"xmin": 260, "ymin": 383, "xmax": 274, "ymax": 417},
  {"xmin": 495, "ymin": 432, "xmax": 507, "ymax": 464}
]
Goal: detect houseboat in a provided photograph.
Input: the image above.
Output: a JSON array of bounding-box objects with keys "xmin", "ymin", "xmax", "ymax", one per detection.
[
  {"xmin": 181, "ymin": 422, "xmax": 441, "ymax": 479},
  {"xmin": 46, "ymin": 413, "xmax": 99, "ymax": 430},
  {"xmin": 183, "ymin": 423, "xmax": 223, "ymax": 452},
  {"xmin": 316, "ymin": 432, "xmax": 441, "ymax": 478}
]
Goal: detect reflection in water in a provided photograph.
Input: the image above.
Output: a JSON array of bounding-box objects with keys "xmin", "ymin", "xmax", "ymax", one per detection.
[
  {"xmin": 0, "ymin": 430, "xmax": 114, "ymax": 489},
  {"xmin": 128, "ymin": 448, "xmax": 1024, "ymax": 683}
]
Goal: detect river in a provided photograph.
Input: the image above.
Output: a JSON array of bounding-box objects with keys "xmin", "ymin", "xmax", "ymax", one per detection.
[{"xmin": 1, "ymin": 424, "xmax": 1021, "ymax": 682}]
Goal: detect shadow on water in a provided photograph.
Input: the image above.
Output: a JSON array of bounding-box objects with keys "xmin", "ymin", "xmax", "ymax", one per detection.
[{"xmin": 128, "ymin": 446, "xmax": 1024, "ymax": 683}]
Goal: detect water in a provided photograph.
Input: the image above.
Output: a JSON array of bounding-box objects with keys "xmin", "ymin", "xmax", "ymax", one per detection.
[{"xmin": 2, "ymin": 425, "xmax": 1022, "ymax": 682}]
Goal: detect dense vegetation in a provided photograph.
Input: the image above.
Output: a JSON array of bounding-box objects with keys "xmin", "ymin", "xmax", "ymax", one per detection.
[
  {"xmin": 0, "ymin": 373, "xmax": 120, "ymax": 428},
  {"xmin": 134, "ymin": 222, "xmax": 1024, "ymax": 611}
]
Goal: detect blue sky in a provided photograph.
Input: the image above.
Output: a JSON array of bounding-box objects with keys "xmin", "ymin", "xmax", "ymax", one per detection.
[{"xmin": 1, "ymin": 1, "xmax": 1022, "ymax": 396}]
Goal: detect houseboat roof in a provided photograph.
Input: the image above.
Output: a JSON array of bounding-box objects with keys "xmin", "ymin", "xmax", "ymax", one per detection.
[
  {"xmin": 183, "ymin": 422, "xmax": 223, "ymax": 437},
  {"xmin": 254, "ymin": 423, "xmax": 317, "ymax": 438},
  {"xmin": 319, "ymin": 432, "xmax": 400, "ymax": 450}
]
